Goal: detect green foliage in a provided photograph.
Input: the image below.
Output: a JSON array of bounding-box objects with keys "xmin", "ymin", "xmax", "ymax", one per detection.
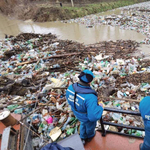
[{"xmin": 61, "ymin": 0, "xmax": 148, "ymax": 20}]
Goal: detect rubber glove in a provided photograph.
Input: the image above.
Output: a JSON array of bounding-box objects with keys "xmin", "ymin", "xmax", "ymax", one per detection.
[{"xmin": 98, "ymin": 101, "xmax": 105, "ymax": 108}]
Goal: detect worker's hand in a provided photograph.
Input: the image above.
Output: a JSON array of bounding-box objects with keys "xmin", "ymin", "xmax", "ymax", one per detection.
[{"xmin": 98, "ymin": 101, "xmax": 105, "ymax": 108}]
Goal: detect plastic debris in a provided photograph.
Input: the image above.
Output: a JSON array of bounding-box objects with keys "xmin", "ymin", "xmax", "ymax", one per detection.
[
  {"xmin": 64, "ymin": 1, "xmax": 150, "ymax": 44},
  {"xmin": 0, "ymin": 31, "xmax": 149, "ymax": 147}
]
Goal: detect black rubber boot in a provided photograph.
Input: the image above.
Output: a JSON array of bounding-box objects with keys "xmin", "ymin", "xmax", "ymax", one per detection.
[
  {"xmin": 81, "ymin": 139, "xmax": 86, "ymax": 145},
  {"xmin": 139, "ymin": 143, "xmax": 143, "ymax": 150},
  {"xmin": 87, "ymin": 136, "xmax": 95, "ymax": 142}
]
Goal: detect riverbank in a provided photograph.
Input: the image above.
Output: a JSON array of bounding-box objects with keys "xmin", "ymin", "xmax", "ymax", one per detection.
[
  {"xmin": 0, "ymin": 0, "xmax": 147, "ymax": 22},
  {"xmin": 65, "ymin": 1, "xmax": 150, "ymax": 45}
]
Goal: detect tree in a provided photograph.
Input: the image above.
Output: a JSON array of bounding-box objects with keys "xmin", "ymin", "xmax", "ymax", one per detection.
[{"xmin": 71, "ymin": 0, "xmax": 74, "ymax": 7}]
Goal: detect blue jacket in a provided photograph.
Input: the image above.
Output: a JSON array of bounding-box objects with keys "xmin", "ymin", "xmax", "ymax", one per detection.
[
  {"xmin": 66, "ymin": 83, "xmax": 103, "ymax": 122},
  {"xmin": 139, "ymin": 96, "xmax": 150, "ymax": 146}
]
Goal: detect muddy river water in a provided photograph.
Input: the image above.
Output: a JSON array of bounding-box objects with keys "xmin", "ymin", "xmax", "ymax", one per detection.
[{"xmin": 0, "ymin": 8, "xmax": 149, "ymax": 54}]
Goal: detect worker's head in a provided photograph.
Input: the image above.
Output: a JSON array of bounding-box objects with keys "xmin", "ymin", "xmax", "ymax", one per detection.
[{"xmin": 78, "ymin": 69, "xmax": 95, "ymax": 83}]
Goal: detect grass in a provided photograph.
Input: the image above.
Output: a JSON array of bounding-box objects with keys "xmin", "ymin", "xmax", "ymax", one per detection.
[{"xmin": 61, "ymin": 0, "xmax": 147, "ymax": 19}]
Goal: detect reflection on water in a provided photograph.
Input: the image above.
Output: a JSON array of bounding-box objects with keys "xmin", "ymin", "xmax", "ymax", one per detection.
[{"xmin": 0, "ymin": 9, "xmax": 146, "ymax": 45}]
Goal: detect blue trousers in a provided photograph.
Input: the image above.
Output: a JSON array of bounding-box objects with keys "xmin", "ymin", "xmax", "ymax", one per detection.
[
  {"xmin": 80, "ymin": 121, "xmax": 96, "ymax": 139},
  {"xmin": 141, "ymin": 137, "xmax": 150, "ymax": 150}
]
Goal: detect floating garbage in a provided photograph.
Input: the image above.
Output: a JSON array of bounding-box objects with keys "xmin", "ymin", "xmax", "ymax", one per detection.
[
  {"xmin": 64, "ymin": 1, "xmax": 150, "ymax": 45},
  {"xmin": 1, "ymin": 32, "xmax": 150, "ymax": 148}
]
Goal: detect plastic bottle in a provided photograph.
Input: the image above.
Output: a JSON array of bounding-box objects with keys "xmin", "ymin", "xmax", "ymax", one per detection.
[
  {"xmin": 38, "ymin": 123, "xmax": 44, "ymax": 133},
  {"xmin": 58, "ymin": 115, "xmax": 67, "ymax": 124},
  {"xmin": 46, "ymin": 116, "xmax": 53, "ymax": 124},
  {"xmin": 24, "ymin": 100, "xmax": 36, "ymax": 105},
  {"xmin": 66, "ymin": 128, "xmax": 74, "ymax": 135},
  {"xmin": 39, "ymin": 132, "xmax": 44, "ymax": 147},
  {"xmin": 14, "ymin": 108, "xmax": 23, "ymax": 114},
  {"xmin": 135, "ymin": 130, "xmax": 143, "ymax": 137},
  {"xmin": 62, "ymin": 117, "xmax": 72, "ymax": 131},
  {"xmin": 7, "ymin": 104, "xmax": 18, "ymax": 111},
  {"xmin": 112, "ymin": 113, "xmax": 122, "ymax": 121},
  {"xmin": 117, "ymin": 91, "xmax": 124, "ymax": 98},
  {"xmin": 46, "ymin": 124, "xmax": 54, "ymax": 138},
  {"xmin": 56, "ymin": 102, "xmax": 66, "ymax": 110}
]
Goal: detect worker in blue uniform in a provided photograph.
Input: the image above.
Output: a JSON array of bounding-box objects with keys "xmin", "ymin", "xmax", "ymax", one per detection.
[
  {"xmin": 66, "ymin": 69, "xmax": 104, "ymax": 143},
  {"xmin": 139, "ymin": 96, "xmax": 150, "ymax": 150}
]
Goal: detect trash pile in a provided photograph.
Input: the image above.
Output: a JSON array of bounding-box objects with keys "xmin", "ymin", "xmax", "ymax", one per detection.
[
  {"xmin": 65, "ymin": 1, "xmax": 150, "ymax": 44},
  {"xmin": 0, "ymin": 33, "xmax": 150, "ymax": 148}
]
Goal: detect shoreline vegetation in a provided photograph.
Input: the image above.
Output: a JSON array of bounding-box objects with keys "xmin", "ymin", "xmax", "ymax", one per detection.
[
  {"xmin": 0, "ymin": 0, "xmax": 148, "ymax": 22},
  {"xmin": 62, "ymin": 0, "xmax": 145, "ymax": 19}
]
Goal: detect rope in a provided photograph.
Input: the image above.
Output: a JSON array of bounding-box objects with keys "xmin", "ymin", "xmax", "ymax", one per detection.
[
  {"xmin": 23, "ymin": 74, "xmax": 46, "ymax": 150},
  {"xmin": 23, "ymin": 101, "xmax": 38, "ymax": 150},
  {"xmin": 19, "ymin": 121, "xmax": 49, "ymax": 143}
]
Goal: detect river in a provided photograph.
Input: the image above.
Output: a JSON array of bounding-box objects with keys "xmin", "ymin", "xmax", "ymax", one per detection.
[{"xmin": 0, "ymin": 8, "xmax": 149, "ymax": 56}]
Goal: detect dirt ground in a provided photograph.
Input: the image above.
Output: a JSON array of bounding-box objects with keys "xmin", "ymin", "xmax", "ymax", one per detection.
[{"xmin": 0, "ymin": 0, "xmax": 86, "ymax": 21}]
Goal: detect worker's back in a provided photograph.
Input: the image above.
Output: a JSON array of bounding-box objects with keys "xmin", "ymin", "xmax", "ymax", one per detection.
[{"xmin": 66, "ymin": 83, "xmax": 103, "ymax": 122}]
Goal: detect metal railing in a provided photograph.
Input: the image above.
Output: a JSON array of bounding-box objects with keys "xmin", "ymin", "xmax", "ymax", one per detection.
[{"xmin": 99, "ymin": 107, "xmax": 145, "ymax": 138}]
